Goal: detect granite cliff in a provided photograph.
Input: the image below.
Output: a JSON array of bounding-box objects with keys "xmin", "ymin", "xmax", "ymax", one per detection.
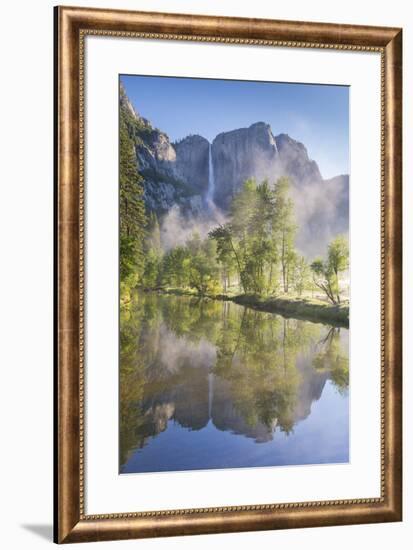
[
  {"xmin": 211, "ymin": 122, "xmax": 323, "ymax": 209},
  {"xmin": 120, "ymin": 84, "xmax": 208, "ymax": 215},
  {"xmin": 120, "ymin": 86, "xmax": 349, "ymax": 256}
]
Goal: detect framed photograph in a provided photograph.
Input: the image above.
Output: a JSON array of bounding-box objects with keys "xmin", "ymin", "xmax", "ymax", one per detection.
[{"xmin": 54, "ymin": 6, "xmax": 402, "ymax": 543}]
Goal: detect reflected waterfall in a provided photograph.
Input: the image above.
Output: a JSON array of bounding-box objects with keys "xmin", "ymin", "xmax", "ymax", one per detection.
[{"xmin": 208, "ymin": 372, "xmax": 214, "ymax": 420}]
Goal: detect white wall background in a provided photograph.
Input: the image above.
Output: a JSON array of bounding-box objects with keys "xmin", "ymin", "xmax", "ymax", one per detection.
[{"xmin": 0, "ymin": 0, "xmax": 410, "ymax": 548}]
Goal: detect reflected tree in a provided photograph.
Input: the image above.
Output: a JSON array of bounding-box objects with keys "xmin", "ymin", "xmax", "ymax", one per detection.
[
  {"xmin": 313, "ymin": 327, "xmax": 349, "ymax": 394},
  {"xmin": 120, "ymin": 292, "xmax": 349, "ymax": 466}
]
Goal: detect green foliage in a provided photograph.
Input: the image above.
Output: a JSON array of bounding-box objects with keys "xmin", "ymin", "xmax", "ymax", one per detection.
[
  {"xmin": 142, "ymin": 250, "xmax": 161, "ymax": 289},
  {"xmin": 120, "ymin": 291, "xmax": 349, "ymax": 464},
  {"xmin": 328, "ymin": 235, "xmax": 349, "ymax": 276},
  {"xmin": 161, "ymin": 246, "xmax": 191, "ymax": 288},
  {"xmin": 188, "ymin": 238, "xmax": 221, "ymax": 295},
  {"xmin": 142, "ymin": 212, "xmax": 162, "ymax": 289},
  {"xmin": 312, "ymin": 328, "xmax": 349, "ymax": 394},
  {"xmin": 119, "ymin": 293, "xmax": 146, "ymax": 464},
  {"xmin": 293, "ymin": 255, "xmax": 311, "ymax": 297},
  {"xmin": 120, "ymin": 84, "xmax": 153, "ymax": 143},
  {"xmin": 209, "ymin": 177, "xmax": 300, "ymax": 296},
  {"xmin": 310, "ymin": 235, "xmax": 349, "ymax": 304},
  {"xmin": 273, "ymin": 177, "xmax": 297, "ymax": 292},
  {"xmin": 119, "ymin": 106, "xmax": 147, "ymax": 301},
  {"xmin": 159, "ymin": 234, "xmax": 221, "ymax": 295},
  {"xmin": 120, "ymin": 86, "xmax": 196, "ymax": 216},
  {"xmin": 117, "ymin": 87, "xmax": 348, "ymax": 308}
]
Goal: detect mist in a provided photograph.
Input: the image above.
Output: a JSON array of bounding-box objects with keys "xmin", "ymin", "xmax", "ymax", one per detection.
[
  {"xmin": 291, "ymin": 176, "xmax": 349, "ymax": 258},
  {"xmin": 159, "ymin": 203, "xmax": 227, "ymax": 251}
]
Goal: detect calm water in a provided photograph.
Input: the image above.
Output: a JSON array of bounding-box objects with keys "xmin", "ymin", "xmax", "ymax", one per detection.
[{"xmin": 120, "ymin": 292, "xmax": 349, "ymax": 473}]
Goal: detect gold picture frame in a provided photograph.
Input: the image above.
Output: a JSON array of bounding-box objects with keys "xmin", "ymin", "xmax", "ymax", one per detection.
[{"xmin": 54, "ymin": 5, "xmax": 402, "ymax": 543}]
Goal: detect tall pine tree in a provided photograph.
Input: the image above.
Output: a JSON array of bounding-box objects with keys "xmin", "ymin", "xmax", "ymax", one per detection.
[{"xmin": 119, "ymin": 100, "xmax": 146, "ymax": 299}]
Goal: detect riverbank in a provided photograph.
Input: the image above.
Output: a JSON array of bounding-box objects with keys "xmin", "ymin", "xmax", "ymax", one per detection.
[
  {"xmin": 230, "ymin": 294, "xmax": 348, "ymax": 327},
  {"xmin": 144, "ymin": 288, "xmax": 349, "ymax": 327}
]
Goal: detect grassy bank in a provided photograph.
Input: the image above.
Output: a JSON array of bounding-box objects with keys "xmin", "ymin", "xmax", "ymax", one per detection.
[
  {"xmin": 230, "ymin": 294, "xmax": 349, "ymax": 327},
  {"xmin": 143, "ymin": 287, "xmax": 349, "ymax": 327}
]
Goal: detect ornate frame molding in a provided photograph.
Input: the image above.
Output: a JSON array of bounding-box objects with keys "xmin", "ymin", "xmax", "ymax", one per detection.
[{"xmin": 55, "ymin": 6, "xmax": 402, "ymax": 543}]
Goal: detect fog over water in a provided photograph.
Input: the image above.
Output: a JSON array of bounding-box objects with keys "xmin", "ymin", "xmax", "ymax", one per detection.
[{"xmin": 120, "ymin": 293, "xmax": 349, "ymax": 473}]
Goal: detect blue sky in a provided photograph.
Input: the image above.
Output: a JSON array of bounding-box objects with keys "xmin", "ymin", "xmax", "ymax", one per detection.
[{"xmin": 121, "ymin": 75, "xmax": 349, "ymax": 179}]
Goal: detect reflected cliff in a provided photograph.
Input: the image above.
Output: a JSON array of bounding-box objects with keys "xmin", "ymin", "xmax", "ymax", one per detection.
[{"xmin": 120, "ymin": 293, "xmax": 349, "ymax": 473}]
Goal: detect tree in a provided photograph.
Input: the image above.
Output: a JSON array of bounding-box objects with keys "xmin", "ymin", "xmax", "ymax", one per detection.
[
  {"xmin": 313, "ymin": 328, "xmax": 349, "ymax": 394},
  {"xmin": 142, "ymin": 212, "xmax": 162, "ymax": 289},
  {"xmin": 293, "ymin": 255, "xmax": 310, "ymax": 297},
  {"xmin": 209, "ymin": 177, "xmax": 299, "ymax": 296},
  {"xmin": 310, "ymin": 258, "xmax": 336, "ymax": 304},
  {"xmin": 187, "ymin": 237, "xmax": 221, "ymax": 295},
  {"xmin": 209, "ymin": 224, "xmax": 248, "ymax": 293},
  {"xmin": 228, "ymin": 179, "xmax": 260, "ymax": 292},
  {"xmin": 310, "ymin": 235, "xmax": 349, "ymax": 304},
  {"xmin": 273, "ymin": 177, "xmax": 297, "ymax": 293},
  {"xmin": 249, "ymin": 181, "xmax": 276, "ymax": 294},
  {"xmin": 145, "ymin": 212, "xmax": 161, "ymax": 254},
  {"xmin": 327, "ymin": 235, "xmax": 349, "ymax": 303},
  {"xmin": 161, "ymin": 246, "xmax": 190, "ymax": 288},
  {"xmin": 119, "ymin": 107, "xmax": 147, "ymax": 300}
]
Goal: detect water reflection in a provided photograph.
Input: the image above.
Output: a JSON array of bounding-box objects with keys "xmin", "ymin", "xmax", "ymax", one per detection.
[{"xmin": 120, "ymin": 292, "xmax": 349, "ymax": 473}]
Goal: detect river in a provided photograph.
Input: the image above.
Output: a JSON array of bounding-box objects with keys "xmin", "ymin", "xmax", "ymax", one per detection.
[{"xmin": 120, "ymin": 292, "xmax": 349, "ymax": 473}]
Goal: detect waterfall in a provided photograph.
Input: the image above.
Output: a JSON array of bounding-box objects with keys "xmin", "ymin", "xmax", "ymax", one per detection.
[
  {"xmin": 208, "ymin": 372, "xmax": 214, "ymax": 420},
  {"xmin": 207, "ymin": 143, "xmax": 215, "ymax": 207}
]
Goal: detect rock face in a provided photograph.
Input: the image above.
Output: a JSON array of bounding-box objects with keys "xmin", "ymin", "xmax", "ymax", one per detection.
[
  {"xmin": 121, "ymin": 85, "xmax": 349, "ymax": 255},
  {"xmin": 212, "ymin": 122, "xmax": 278, "ymax": 208},
  {"xmin": 120, "ymin": 86, "xmax": 140, "ymax": 120},
  {"xmin": 212, "ymin": 122, "xmax": 323, "ymax": 209},
  {"xmin": 174, "ymin": 135, "xmax": 210, "ymax": 195},
  {"xmin": 276, "ymin": 133, "xmax": 322, "ymax": 186},
  {"xmin": 210, "ymin": 122, "xmax": 348, "ymax": 255},
  {"xmin": 120, "ymin": 84, "xmax": 208, "ymax": 214},
  {"xmin": 133, "ymin": 127, "xmax": 209, "ymax": 214}
]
